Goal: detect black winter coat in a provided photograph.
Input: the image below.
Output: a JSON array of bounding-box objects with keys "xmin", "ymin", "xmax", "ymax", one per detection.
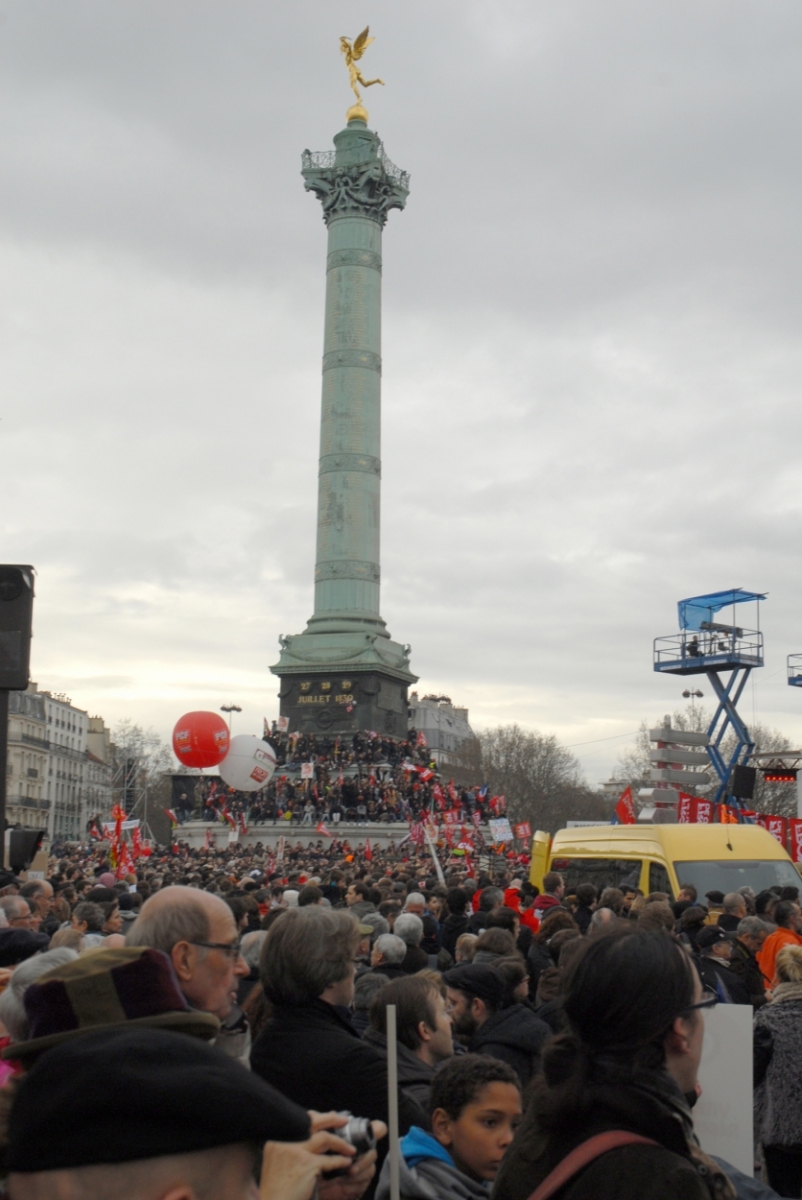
[
  {"xmin": 440, "ymin": 913, "xmax": 470, "ymax": 958},
  {"xmin": 695, "ymin": 956, "xmax": 751, "ymax": 1005},
  {"xmin": 251, "ymin": 1000, "xmax": 423, "ymax": 1198},
  {"xmin": 727, "ymin": 941, "xmax": 768, "ymax": 1009},
  {"xmin": 470, "ymin": 1003, "xmax": 551, "ymax": 1089},
  {"xmin": 492, "ymin": 1069, "xmax": 732, "ymax": 1200},
  {"xmin": 362, "ymin": 1027, "xmax": 436, "ymax": 1119}
]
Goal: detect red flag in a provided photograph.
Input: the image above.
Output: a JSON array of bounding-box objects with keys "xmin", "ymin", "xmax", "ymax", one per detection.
[
  {"xmin": 514, "ymin": 821, "xmax": 532, "ymax": 840},
  {"xmin": 111, "ymin": 804, "xmax": 127, "ymax": 822},
  {"xmin": 116, "ymin": 842, "xmax": 134, "ymax": 880},
  {"xmin": 204, "ymin": 828, "xmax": 213, "ymax": 849},
  {"xmin": 239, "ymin": 812, "xmax": 248, "ymax": 836},
  {"xmin": 130, "ymin": 826, "xmax": 144, "ymax": 860},
  {"xmin": 432, "ymin": 784, "xmax": 446, "ymax": 810},
  {"xmin": 89, "ymin": 821, "xmax": 103, "ymax": 841},
  {"xmin": 364, "ymin": 838, "xmax": 373, "ymax": 861},
  {"xmin": 415, "ymin": 765, "xmax": 435, "ymax": 783},
  {"xmin": 368, "ymin": 772, "xmax": 377, "ymax": 788},
  {"xmin": 443, "ymin": 808, "xmax": 460, "ymax": 825},
  {"xmin": 615, "ymin": 786, "xmax": 637, "ymax": 825},
  {"xmin": 164, "ymin": 808, "xmax": 178, "ymax": 827},
  {"xmin": 789, "ymin": 819, "xmax": 802, "ymax": 863},
  {"xmin": 448, "ymin": 782, "xmax": 458, "ymax": 802},
  {"xmin": 678, "ymin": 794, "xmax": 714, "ymax": 824},
  {"xmin": 316, "ymin": 821, "xmax": 332, "ymax": 838},
  {"xmin": 416, "ymin": 730, "xmax": 428, "ymax": 748},
  {"xmin": 223, "ymin": 808, "xmax": 237, "ymax": 830},
  {"xmin": 409, "ymin": 822, "xmax": 425, "ymax": 846}
]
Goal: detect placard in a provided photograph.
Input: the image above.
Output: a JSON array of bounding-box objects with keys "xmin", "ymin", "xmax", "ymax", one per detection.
[
  {"xmin": 693, "ymin": 1004, "xmax": 753, "ymax": 1176},
  {"xmin": 489, "ymin": 817, "xmax": 513, "ymax": 843}
]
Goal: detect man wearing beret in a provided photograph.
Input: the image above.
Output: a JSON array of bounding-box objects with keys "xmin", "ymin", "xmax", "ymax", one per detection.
[{"xmin": 6, "ymin": 1027, "xmax": 385, "ymax": 1200}]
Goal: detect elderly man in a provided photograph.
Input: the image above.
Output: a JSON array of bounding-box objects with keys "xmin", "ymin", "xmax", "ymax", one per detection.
[
  {"xmin": 19, "ymin": 881, "xmax": 58, "ymax": 936},
  {"xmin": 392, "ymin": 914, "xmax": 428, "ymax": 974},
  {"xmin": 728, "ymin": 916, "xmax": 770, "ymax": 1008},
  {"xmin": 695, "ymin": 926, "xmax": 750, "ymax": 1004},
  {"xmin": 717, "ymin": 892, "xmax": 747, "ymax": 932},
  {"xmin": 370, "ymin": 934, "xmax": 407, "ymax": 980},
  {"xmin": 402, "ymin": 892, "xmax": 426, "ymax": 918},
  {"xmin": 126, "ymin": 887, "xmax": 248, "ymax": 1022},
  {"xmin": 0, "ymin": 897, "xmax": 39, "ymax": 932}
]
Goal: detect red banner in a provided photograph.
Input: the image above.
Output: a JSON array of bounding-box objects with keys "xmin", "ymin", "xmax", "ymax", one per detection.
[
  {"xmin": 678, "ymin": 794, "xmax": 714, "ymax": 824},
  {"xmin": 789, "ymin": 819, "xmax": 802, "ymax": 863},
  {"xmin": 443, "ymin": 808, "xmax": 461, "ymax": 825},
  {"xmin": 615, "ymin": 786, "xmax": 636, "ymax": 825},
  {"xmin": 757, "ymin": 813, "xmax": 788, "ymax": 845},
  {"xmin": 514, "ymin": 821, "xmax": 532, "ymax": 840}
]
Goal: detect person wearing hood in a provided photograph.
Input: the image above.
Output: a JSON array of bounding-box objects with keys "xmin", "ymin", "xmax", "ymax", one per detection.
[
  {"xmin": 376, "ymin": 1054, "xmax": 522, "ymax": 1200},
  {"xmin": 363, "ymin": 975, "xmax": 453, "ymax": 1116},
  {"xmin": 443, "ymin": 963, "xmax": 551, "ymax": 1089}
]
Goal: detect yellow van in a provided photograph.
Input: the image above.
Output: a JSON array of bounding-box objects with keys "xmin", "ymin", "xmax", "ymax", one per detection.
[{"xmin": 529, "ymin": 823, "xmax": 801, "ymax": 899}]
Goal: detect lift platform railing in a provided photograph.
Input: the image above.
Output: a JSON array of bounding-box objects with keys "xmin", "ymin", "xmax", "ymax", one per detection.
[
  {"xmin": 654, "ymin": 627, "xmax": 763, "ymax": 675},
  {"xmin": 788, "ymin": 654, "xmax": 802, "ymax": 688}
]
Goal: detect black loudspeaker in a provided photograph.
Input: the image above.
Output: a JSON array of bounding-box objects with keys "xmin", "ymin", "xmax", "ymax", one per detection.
[
  {"xmin": 730, "ymin": 765, "xmax": 757, "ymax": 800},
  {"xmin": 0, "ymin": 566, "xmax": 34, "ymax": 691},
  {"xmin": 9, "ymin": 829, "xmax": 45, "ymax": 873}
]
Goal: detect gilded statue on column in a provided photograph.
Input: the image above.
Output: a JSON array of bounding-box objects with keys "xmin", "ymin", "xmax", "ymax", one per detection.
[{"xmin": 340, "ymin": 27, "xmax": 384, "ymax": 122}]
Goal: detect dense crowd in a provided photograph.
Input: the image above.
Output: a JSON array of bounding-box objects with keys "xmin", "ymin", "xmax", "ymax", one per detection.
[
  {"xmin": 179, "ymin": 730, "xmax": 504, "ymax": 827},
  {"xmin": 0, "ymin": 838, "xmax": 799, "ymax": 1199}
]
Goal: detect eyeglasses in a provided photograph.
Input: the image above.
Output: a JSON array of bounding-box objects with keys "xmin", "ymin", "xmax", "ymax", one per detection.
[
  {"xmin": 190, "ymin": 940, "xmax": 243, "ymax": 960},
  {"xmin": 681, "ymin": 987, "xmax": 719, "ymax": 1014}
]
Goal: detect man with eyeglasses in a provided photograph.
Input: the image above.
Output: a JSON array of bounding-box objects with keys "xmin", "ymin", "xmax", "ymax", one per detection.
[
  {"xmin": 127, "ymin": 887, "xmax": 249, "ymax": 1026},
  {"xmin": 694, "ymin": 925, "xmax": 750, "ymax": 1005}
]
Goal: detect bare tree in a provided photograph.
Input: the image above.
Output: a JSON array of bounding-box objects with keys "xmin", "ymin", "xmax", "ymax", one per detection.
[
  {"xmin": 616, "ymin": 704, "xmax": 799, "ymax": 817},
  {"xmin": 111, "ymin": 721, "xmax": 174, "ymax": 823},
  {"xmin": 473, "ymin": 724, "xmax": 608, "ymax": 831}
]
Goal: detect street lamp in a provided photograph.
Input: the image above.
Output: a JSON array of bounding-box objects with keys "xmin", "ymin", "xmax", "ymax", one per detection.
[
  {"xmin": 221, "ymin": 704, "xmax": 242, "ymax": 735},
  {"xmin": 682, "ymin": 689, "xmax": 704, "ymax": 715}
]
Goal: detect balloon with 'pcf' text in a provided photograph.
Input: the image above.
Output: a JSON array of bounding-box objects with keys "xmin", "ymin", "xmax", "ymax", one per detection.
[
  {"xmin": 172, "ymin": 712, "xmax": 231, "ymax": 769},
  {"xmin": 218, "ymin": 735, "xmax": 277, "ymax": 792}
]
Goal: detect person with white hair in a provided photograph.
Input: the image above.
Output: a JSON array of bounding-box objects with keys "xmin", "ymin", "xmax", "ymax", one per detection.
[
  {"xmin": 393, "ymin": 913, "xmax": 428, "ymax": 974},
  {"xmin": 282, "ymin": 891, "xmax": 300, "ymax": 909},
  {"xmin": 0, "ymin": 948, "xmax": 78, "ymax": 1045},
  {"xmin": 370, "ymin": 934, "xmax": 407, "ymax": 980},
  {"xmin": 403, "ymin": 893, "xmax": 426, "ymax": 917}
]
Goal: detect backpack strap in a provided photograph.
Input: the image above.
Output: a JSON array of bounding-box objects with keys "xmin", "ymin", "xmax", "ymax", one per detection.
[{"xmin": 525, "ymin": 1130, "xmax": 659, "ymax": 1200}]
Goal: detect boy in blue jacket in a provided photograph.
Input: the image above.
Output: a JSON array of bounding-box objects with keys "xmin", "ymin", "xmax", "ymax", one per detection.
[{"xmin": 377, "ymin": 1055, "xmax": 522, "ymax": 1200}]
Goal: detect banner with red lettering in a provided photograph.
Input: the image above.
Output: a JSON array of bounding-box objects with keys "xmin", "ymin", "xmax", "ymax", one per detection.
[
  {"xmin": 514, "ymin": 821, "xmax": 532, "ymax": 840},
  {"xmin": 615, "ymin": 786, "xmax": 636, "ymax": 825},
  {"xmin": 789, "ymin": 819, "xmax": 802, "ymax": 863}
]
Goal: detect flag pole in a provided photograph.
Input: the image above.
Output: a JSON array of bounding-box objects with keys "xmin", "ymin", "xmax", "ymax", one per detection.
[
  {"xmin": 386, "ymin": 1004, "xmax": 401, "ymax": 1200},
  {"xmin": 423, "ymin": 826, "xmax": 446, "ymax": 886}
]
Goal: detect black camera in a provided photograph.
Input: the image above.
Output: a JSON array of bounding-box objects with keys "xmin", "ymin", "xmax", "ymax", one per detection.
[{"xmin": 326, "ymin": 1114, "xmax": 376, "ymax": 1177}]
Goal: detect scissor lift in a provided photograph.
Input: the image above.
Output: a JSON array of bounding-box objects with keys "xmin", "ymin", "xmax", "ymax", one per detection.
[
  {"xmin": 788, "ymin": 654, "xmax": 802, "ymax": 687},
  {"xmin": 654, "ymin": 589, "xmax": 766, "ymax": 811}
]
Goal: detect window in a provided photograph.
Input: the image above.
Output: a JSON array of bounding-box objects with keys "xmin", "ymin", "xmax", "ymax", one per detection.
[
  {"xmin": 674, "ymin": 860, "xmax": 801, "ymax": 897},
  {"xmin": 549, "ymin": 857, "xmax": 642, "ymax": 892},
  {"xmin": 649, "ymin": 862, "xmax": 673, "ymax": 897}
]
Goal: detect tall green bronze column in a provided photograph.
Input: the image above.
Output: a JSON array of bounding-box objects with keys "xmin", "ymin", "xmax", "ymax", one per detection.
[{"xmin": 271, "ymin": 116, "xmax": 417, "ymax": 735}]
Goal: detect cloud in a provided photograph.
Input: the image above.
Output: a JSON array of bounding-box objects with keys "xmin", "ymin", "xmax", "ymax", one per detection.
[{"xmin": 2, "ymin": 0, "xmax": 802, "ymax": 787}]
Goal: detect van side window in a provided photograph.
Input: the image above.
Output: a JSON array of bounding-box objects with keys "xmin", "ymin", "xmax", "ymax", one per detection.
[
  {"xmin": 552, "ymin": 858, "xmax": 642, "ymax": 893},
  {"xmin": 649, "ymin": 862, "xmax": 673, "ymax": 897}
]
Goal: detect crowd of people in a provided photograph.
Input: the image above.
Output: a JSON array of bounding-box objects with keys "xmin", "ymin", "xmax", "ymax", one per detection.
[
  {"xmin": 0, "ymin": 836, "xmax": 799, "ymax": 1198},
  {"xmin": 176, "ymin": 730, "xmax": 504, "ymax": 828}
]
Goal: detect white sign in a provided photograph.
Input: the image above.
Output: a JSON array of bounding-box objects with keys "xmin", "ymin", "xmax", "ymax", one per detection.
[
  {"xmin": 103, "ymin": 820, "xmax": 140, "ymax": 832},
  {"xmin": 489, "ymin": 818, "xmax": 513, "ymax": 842},
  {"xmin": 277, "ymin": 716, "xmax": 289, "ymax": 733},
  {"xmin": 301, "ymin": 762, "xmax": 315, "ymax": 779},
  {"xmin": 694, "ymin": 1004, "xmax": 753, "ymax": 1176}
]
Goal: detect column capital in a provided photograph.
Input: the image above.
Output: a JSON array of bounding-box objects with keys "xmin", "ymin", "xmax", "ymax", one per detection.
[{"xmin": 301, "ymin": 124, "xmax": 409, "ymax": 227}]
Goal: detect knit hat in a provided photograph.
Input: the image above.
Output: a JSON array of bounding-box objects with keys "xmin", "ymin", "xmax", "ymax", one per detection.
[
  {"xmin": 5, "ymin": 946, "xmax": 219, "ymax": 1060},
  {"xmin": 442, "ymin": 963, "xmax": 506, "ymax": 1007},
  {"xmin": 6, "ymin": 1027, "xmax": 310, "ymax": 1172}
]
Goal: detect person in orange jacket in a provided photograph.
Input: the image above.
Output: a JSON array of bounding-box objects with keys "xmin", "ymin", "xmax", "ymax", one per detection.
[{"xmin": 757, "ymin": 900, "xmax": 802, "ymax": 989}]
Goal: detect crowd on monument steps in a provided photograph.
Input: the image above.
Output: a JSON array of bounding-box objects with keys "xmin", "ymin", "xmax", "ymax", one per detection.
[{"xmin": 0, "ymin": 835, "xmax": 798, "ymax": 1198}]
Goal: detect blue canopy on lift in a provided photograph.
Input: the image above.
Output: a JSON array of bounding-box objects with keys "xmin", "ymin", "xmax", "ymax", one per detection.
[{"xmin": 678, "ymin": 589, "xmax": 767, "ymax": 631}]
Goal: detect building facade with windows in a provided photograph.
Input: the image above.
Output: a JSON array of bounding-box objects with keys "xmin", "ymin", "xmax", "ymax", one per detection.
[
  {"xmin": 6, "ymin": 685, "xmax": 49, "ymax": 829},
  {"xmin": 42, "ymin": 691, "xmax": 89, "ymax": 842},
  {"xmin": 86, "ymin": 716, "xmax": 113, "ymax": 824},
  {"xmin": 408, "ymin": 693, "xmax": 475, "ymax": 767}
]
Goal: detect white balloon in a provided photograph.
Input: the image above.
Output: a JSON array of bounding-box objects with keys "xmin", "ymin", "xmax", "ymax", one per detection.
[{"xmin": 218, "ymin": 735, "xmax": 277, "ymax": 792}]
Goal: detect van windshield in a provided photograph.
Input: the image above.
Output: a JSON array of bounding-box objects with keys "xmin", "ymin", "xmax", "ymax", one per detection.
[{"xmin": 673, "ymin": 859, "xmax": 800, "ymax": 897}]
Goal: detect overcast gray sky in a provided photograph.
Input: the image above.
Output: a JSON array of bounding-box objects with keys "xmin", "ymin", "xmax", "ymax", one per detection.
[{"xmin": 2, "ymin": 1, "xmax": 801, "ymax": 784}]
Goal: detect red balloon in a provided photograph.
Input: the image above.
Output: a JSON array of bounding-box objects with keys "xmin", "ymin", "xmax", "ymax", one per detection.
[{"xmin": 172, "ymin": 711, "xmax": 230, "ymax": 769}]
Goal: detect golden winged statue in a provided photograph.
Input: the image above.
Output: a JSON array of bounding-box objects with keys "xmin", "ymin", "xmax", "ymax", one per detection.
[{"xmin": 340, "ymin": 27, "xmax": 384, "ymax": 121}]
